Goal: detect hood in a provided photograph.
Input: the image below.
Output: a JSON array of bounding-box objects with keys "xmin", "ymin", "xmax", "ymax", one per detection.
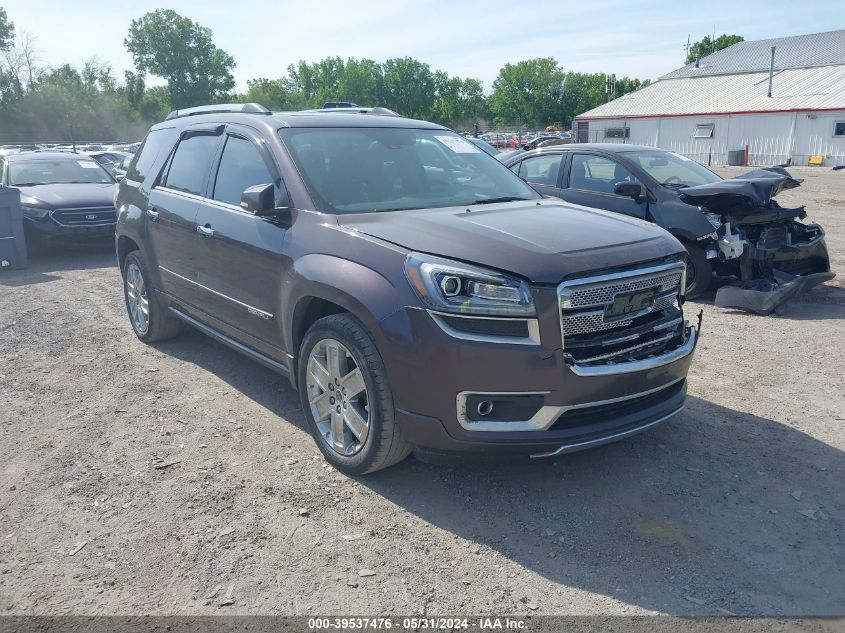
[
  {"xmin": 337, "ymin": 199, "xmax": 682, "ymax": 284},
  {"xmin": 678, "ymin": 166, "xmax": 803, "ymax": 217},
  {"xmin": 18, "ymin": 182, "xmax": 117, "ymax": 209}
]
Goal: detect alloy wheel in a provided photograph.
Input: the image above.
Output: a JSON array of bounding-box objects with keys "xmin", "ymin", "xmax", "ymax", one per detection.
[
  {"xmin": 125, "ymin": 262, "xmax": 150, "ymax": 335},
  {"xmin": 305, "ymin": 338, "xmax": 370, "ymax": 456}
]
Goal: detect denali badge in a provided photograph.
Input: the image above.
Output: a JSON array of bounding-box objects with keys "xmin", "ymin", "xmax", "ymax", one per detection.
[
  {"xmin": 605, "ymin": 288, "xmax": 656, "ymax": 319},
  {"xmin": 85, "ymin": 214, "xmax": 98, "ymax": 220}
]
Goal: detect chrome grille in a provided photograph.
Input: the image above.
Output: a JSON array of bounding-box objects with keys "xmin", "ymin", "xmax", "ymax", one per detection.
[
  {"xmin": 559, "ymin": 261, "xmax": 686, "ymax": 348},
  {"xmin": 52, "ymin": 207, "xmax": 116, "ymax": 226},
  {"xmin": 563, "ymin": 270, "xmax": 682, "ymax": 309},
  {"xmin": 561, "ymin": 294, "xmax": 678, "ymax": 336}
]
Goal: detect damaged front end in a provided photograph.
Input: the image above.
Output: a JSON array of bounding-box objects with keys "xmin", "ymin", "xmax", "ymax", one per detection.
[{"xmin": 679, "ymin": 167, "xmax": 834, "ymax": 313}]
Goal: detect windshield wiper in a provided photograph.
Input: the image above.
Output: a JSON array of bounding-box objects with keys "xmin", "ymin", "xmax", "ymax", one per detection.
[
  {"xmin": 11, "ymin": 182, "xmax": 45, "ymax": 187},
  {"xmin": 661, "ymin": 182, "xmax": 689, "ymax": 189},
  {"xmin": 469, "ymin": 196, "xmax": 531, "ymax": 205}
]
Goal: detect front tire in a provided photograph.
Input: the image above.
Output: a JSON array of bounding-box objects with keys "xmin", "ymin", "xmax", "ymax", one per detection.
[
  {"xmin": 681, "ymin": 242, "xmax": 712, "ymax": 299},
  {"xmin": 298, "ymin": 314, "xmax": 410, "ymax": 474},
  {"xmin": 122, "ymin": 250, "xmax": 181, "ymax": 342}
]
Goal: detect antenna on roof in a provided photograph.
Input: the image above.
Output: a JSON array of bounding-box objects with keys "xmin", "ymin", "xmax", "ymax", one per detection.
[{"xmin": 684, "ymin": 34, "xmax": 691, "ymax": 61}]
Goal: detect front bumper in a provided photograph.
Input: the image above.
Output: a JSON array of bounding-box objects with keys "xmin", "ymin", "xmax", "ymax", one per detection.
[
  {"xmin": 378, "ymin": 305, "xmax": 699, "ymax": 458},
  {"xmin": 23, "ymin": 216, "xmax": 116, "ymax": 239}
]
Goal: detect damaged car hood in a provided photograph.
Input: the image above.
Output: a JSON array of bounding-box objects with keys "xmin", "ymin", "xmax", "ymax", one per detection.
[
  {"xmin": 337, "ymin": 199, "xmax": 683, "ymax": 283},
  {"xmin": 678, "ymin": 166, "xmax": 805, "ymax": 221}
]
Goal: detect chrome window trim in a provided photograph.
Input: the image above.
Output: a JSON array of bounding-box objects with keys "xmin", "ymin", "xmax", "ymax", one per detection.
[
  {"xmin": 159, "ymin": 266, "xmax": 273, "ymax": 319},
  {"xmin": 530, "ymin": 405, "xmax": 685, "ymax": 458},
  {"xmin": 428, "ymin": 311, "xmax": 541, "ymax": 346},
  {"xmin": 155, "ymin": 186, "xmax": 259, "ymax": 217},
  {"xmin": 456, "ymin": 376, "xmax": 685, "ymax": 432}
]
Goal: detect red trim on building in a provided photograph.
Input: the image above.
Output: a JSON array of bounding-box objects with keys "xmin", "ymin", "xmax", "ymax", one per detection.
[{"xmin": 576, "ymin": 107, "xmax": 845, "ymax": 121}]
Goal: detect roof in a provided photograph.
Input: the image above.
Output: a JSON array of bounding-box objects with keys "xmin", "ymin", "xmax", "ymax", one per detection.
[
  {"xmin": 5, "ymin": 151, "xmax": 99, "ymax": 161},
  {"xmin": 663, "ymin": 29, "xmax": 845, "ymax": 79},
  {"xmin": 577, "ymin": 64, "xmax": 845, "ymax": 119},
  {"xmin": 498, "ymin": 144, "xmax": 662, "ymax": 164},
  {"xmin": 152, "ymin": 110, "xmax": 445, "ymax": 131}
]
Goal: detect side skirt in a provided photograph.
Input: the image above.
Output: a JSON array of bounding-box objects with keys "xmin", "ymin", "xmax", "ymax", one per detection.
[{"xmin": 168, "ymin": 306, "xmax": 293, "ymax": 378}]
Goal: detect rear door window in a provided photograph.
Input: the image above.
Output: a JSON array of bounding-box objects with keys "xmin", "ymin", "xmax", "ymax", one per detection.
[
  {"xmin": 161, "ymin": 134, "xmax": 220, "ymax": 196},
  {"xmin": 568, "ymin": 153, "xmax": 639, "ymax": 195},
  {"xmin": 517, "ymin": 154, "xmax": 562, "ymax": 186}
]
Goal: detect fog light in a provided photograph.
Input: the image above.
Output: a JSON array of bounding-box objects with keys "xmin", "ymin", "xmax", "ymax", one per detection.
[{"xmin": 477, "ymin": 400, "xmax": 494, "ymax": 416}]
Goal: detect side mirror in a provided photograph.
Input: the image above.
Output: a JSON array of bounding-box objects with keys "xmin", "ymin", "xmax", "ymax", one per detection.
[
  {"xmin": 241, "ymin": 183, "xmax": 285, "ymax": 217},
  {"xmin": 613, "ymin": 181, "xmax": 642, "ymax": 199}
]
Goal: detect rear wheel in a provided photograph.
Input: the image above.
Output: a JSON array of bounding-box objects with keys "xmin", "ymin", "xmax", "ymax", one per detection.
[
  {"xmin": 298, "ymin": 314, "xmax": 410, "ymax": 474},
  {"xmin": 681, "ymin": 242, "xmax": 712, "ymax": 299},
  {"xmin": 122, "ymin": 250, "xmax": 181, "ymax": 342}
]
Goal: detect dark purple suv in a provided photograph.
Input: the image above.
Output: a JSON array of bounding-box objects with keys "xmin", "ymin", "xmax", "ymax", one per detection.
[{"xmin": 115, "ymin": 103, "xmax": 700, "ymax": 474}]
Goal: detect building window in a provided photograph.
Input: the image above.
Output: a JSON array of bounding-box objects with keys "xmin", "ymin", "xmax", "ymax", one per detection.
[
  {"xmin": 605, "ymin": 127, "xmax": 630, "ymax": 139},
  {"xmin": 693, "ymin": 124, "xmax": 714, "ymax": 139},
  {"xmin": 834, "ymin": 122, "xmax": 845, "ymax": 136}
]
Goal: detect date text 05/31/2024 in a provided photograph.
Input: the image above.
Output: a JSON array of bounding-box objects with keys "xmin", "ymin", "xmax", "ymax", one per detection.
[{"xmin": 308, "ymin": 617, "xmax": 528, "ymax": 630}]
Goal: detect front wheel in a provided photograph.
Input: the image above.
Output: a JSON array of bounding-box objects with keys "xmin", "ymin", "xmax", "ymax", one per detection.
[
  {"xmin": 681, "ymin": 242, "xmax": 713, "ymax": 300},
  {"xmin": 298, "ymin": 314, "xmax": 410, "ymax": 474}
]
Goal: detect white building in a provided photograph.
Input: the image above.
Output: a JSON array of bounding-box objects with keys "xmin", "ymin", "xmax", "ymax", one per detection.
[{"xmin": 574, "ymin": 30, "xmax": 845, "ymax": 167}]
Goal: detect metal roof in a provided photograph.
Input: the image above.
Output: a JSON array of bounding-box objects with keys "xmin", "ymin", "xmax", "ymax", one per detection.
[
  {"xmin": 577, "ymin": 64, "xmax": 845, "ymax": 119},
  {"xmin": 662, "ymin": 29, "xmax": 845, "ymax": 79}
]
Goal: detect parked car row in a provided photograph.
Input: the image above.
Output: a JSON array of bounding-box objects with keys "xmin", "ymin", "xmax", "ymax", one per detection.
[{"xmin": 4, "ymin": 105, "xmax": 830, "ymax": 475}]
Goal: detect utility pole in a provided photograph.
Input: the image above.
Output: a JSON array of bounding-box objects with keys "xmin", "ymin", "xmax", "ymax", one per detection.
[{"xmin": 684, "ymin": 34, "xmax": 691, "ymax": 61}]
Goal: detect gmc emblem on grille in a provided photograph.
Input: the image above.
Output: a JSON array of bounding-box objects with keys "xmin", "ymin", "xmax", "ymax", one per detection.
[
  {"xmin": 605, "ymin": 288, "xmax": 656, "ymax": 319},
  {"xmin": 85, "ymin": 214, "xmax": 98, "ymax": 220}
]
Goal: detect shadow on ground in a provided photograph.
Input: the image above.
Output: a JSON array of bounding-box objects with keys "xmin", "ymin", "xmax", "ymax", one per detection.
[
  {"xmin": 153, "ymin": 324, "xmax": 844, "ymax": 616},
  {"xmin": 0, "ymin": 241, "xmax": 115, "ymax": 287}
]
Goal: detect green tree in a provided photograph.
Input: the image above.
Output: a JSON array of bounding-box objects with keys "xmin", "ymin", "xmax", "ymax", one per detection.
[
  {"xmin": 686, "ymin": 34, "xmax": 744, "ymax": 64},
  {"xmin": 0, "ymin": 6, "xmax": 13, "ymax": 50},
  {"xmin": 125, "ymin": 9, "xmax": 235, "ymax": 109},
  {"xmin": 381, "ymin": 57, "xmax": 435, "ymax": 119},
  {"xmin": 489, "ymin": 58, "xmax": 565, "ymax": 128}
]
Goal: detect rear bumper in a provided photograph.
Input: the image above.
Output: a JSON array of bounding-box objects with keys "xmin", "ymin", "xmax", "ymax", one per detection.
[{"xmin": 379, "ymin": 305, "xmax": 698, "ymax": 457}]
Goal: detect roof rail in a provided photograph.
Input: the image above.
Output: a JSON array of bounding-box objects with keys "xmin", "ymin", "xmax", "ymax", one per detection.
[
  {"xmin": 300, "ymin": 106, "xmax": 400, "ymax": 117},
  {"xmin": 165, "ymin": 103, "xmax": 271, "ymax": 121}
]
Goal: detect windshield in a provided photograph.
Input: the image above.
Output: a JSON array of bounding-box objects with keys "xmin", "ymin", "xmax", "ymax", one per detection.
[
  {"xmin": 279, "ymin": 128, "xmax": 539, "ymax": 213},
  {"xmin": 8, "ymin": 159, "xmax": 115, "ymax": 186},
  {"xmin": 626, "ymin": 150, "xmax": 721, "ymax": 188}
]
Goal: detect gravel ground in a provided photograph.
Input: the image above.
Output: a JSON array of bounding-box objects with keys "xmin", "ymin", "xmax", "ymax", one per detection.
[{"xmin": 0, "ymin": 166, "xmax": 843, "ymax": 617}]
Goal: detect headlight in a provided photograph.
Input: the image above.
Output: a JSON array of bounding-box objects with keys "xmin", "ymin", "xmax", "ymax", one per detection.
[
  {"xmin": 703, "ymin": 212, "xmax": 722, "ymax": 229},
  {"xmin": 21, "ymin": 205, "xmax": 50, "ymax": 220},
  {"xmin": 404, "ymin": 253, "xmax": 535, "ymax": 316}
]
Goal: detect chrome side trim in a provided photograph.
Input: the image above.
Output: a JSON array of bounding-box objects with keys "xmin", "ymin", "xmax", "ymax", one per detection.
[
  {"xmin": 529, "ymin": 405, "xmax": 685, "ymax": 458},
  {"xmin": 156, "ymin": 186, "xmax": 256, "ymax": 216},
  {"xmin": 168, "ymin": 307, "xmax": 289, "ymax": 375},
  {"xmin": 159, "ymin": 266, "xmax": 274, "ymax": 319},
  {"xmin": 456, "ymin": 376, "xmax": 685, "ymax": 432},
  {"xmin": 429, "ymin": 311, "xmax": 541, "ymax": 346},
  {"xmin": 568, "ymin": 325, "xmax": 698, "ymax": 376}
]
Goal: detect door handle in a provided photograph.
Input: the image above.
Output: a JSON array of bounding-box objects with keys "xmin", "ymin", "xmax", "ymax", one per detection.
[
  {"xmin": 197, "ymin": 224, "xmax": 215, "ymax": 238},
  {"xmin": 146, "ymin": 208, "xmax": 160, "ymax": 221}
]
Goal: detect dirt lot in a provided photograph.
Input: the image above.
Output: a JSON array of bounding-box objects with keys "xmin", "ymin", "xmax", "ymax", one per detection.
[{"xmin": 0, "ymin": 166, "xmax": 843, "ymax": 617}]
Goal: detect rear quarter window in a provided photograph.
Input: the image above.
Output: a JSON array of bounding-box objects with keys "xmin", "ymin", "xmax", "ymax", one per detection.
[{"xmin": 126, "ymin": 127, "xmax": 178, "ymax": 183}]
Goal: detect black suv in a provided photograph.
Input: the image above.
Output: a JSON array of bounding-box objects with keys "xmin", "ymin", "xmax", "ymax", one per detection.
[{"xmin": 115, "ymin": 103, "xmax": 700, "ymax": 474}]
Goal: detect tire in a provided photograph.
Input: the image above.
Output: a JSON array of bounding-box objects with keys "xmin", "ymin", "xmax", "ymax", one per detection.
[
  {"xmin": 298, "ymin": 313, "xmax": 411, "ymax": 474},
  {"xmin": 122, "ymin": 250, "xmax": 182, "ymax": 343},
  {"xmin": 681, "ymin": 241, "xmax": 713, "ymax": 299}
]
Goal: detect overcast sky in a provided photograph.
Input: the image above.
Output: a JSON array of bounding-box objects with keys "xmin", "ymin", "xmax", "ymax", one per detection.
[{"xmin": 3, "ymin": 0, "xmax": 843, "ymax": 92}]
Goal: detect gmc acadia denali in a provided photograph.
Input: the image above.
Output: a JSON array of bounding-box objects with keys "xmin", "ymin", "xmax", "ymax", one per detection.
[{"xmin": 115, "ymin": 103, "xmax": 700, "ymax": 474}]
